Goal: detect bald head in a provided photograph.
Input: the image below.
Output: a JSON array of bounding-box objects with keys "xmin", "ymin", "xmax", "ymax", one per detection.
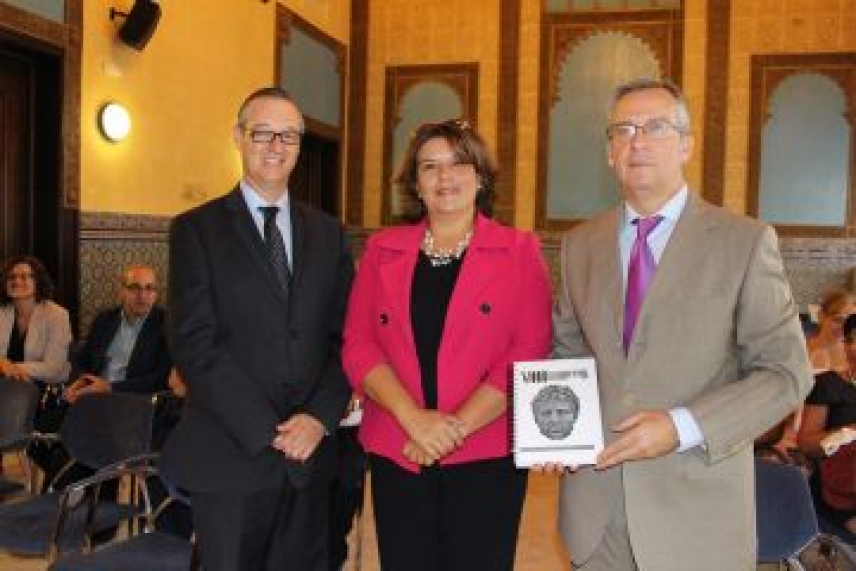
[{"xmin": 119, "ymin": 265, "xmax": 158, "ymax": 318}]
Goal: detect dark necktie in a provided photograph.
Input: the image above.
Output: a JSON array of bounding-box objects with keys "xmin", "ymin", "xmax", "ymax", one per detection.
[
  {"xmin": 623, "ymin": 215, "xmax": 663, "ymax": 352},
  {"xmin": 259, "ymin": 206, "xmax": 291, "ymax": 292}
]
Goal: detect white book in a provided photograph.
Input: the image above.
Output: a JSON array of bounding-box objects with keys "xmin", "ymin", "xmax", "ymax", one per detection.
[{"xmin": 512, "ymin": 358, "xmax": 604, "ymax": 467}]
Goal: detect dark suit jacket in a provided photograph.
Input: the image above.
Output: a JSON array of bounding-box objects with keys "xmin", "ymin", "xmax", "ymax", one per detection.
[
  {"xmin": 162, "ymin": 188, "xmax": 354, "ymax": 494},
  {"xmin": 71, "ymin": 305, "xmax": 171, "ymax": 394}
]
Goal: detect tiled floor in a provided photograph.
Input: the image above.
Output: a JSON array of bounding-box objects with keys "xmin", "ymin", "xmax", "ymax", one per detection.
[{"xmin": 0, "ymin": 455, "xmax": 570, "ymax": 571}]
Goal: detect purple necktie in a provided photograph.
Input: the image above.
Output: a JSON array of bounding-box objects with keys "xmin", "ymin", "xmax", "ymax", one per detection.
[{"xmin": 623, "ymin": 216, "xmax": 663, "ymax": 352}]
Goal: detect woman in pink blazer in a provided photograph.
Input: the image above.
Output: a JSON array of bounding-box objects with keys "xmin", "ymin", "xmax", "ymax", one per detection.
[{"xmin": 343, "ymin": 120, "xmax": 552, "ymax": 570}]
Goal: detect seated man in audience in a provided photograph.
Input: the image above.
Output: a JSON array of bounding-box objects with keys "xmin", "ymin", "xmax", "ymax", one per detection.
[
  {"xmin": 65, "ymin": 264, "xmax": 171, "ymax": 401},
  {"xmin": 42, "ymin": 265, "xmax": 171, "ymax": 492}
]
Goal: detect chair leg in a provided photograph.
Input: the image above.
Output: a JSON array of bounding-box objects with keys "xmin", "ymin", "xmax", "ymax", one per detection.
[{"xmin": 189, "ymin": 540, "xmax": 201, "ymax": 571}]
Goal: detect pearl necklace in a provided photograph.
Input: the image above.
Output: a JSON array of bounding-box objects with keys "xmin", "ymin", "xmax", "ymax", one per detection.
[{"xmin": 421, "ymin": 229, "xmax": 472, "ymax": 267}]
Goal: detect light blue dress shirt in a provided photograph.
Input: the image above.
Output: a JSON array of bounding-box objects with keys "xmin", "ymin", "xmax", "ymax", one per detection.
[
  {"xmin": 619, "ymin": 186, "xmax": 704, "ymax": 452},
  {"xmin": 102, "ymin": 311, "xmax": 147, "ymax": 383}
]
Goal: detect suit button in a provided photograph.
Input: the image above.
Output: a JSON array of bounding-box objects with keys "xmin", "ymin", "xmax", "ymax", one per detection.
[
  {"xmin": 623, "ymin": 393, "xmax": 636, "ymax": 407},
  {"xmin": 290, "ymin": 329, "xmax": 299, "ymax": 339}
]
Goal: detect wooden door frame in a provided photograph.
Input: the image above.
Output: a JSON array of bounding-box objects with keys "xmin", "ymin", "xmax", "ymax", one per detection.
[{"xmin": 0, "ymin": 1, "xmax": 82, "ymax": 329}]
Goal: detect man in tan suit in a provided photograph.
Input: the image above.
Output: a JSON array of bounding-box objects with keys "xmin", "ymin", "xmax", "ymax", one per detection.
[{"xmin": 552, "ymin": 78, "xmax": 813, "ymax": 570}]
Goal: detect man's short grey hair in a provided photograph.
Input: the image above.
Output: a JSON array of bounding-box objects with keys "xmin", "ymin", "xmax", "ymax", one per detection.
[{"xmin": 609, "ymin": 77, "xmax": 691, "ymax": 131}]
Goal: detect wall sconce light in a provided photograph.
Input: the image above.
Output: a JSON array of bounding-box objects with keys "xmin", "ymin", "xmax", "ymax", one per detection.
[{"xmin": 98, "ymin": 102, "xmax": 131, "ymax": 142}]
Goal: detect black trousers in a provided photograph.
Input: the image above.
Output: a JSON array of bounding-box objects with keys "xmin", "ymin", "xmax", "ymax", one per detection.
[
  {"xmin": 192, "ymin": 477, "xmax": 329, "ymax": 571},
  {"xmin": 329, "ymin": 426, "xmax": 365, "ymax": 570},
  {"xmin": 369, "ymin": 454, "xmax": 528, "ymax": 571}
]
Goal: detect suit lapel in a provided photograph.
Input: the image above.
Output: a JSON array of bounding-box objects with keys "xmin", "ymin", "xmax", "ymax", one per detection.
[
  {"xmin": 631, "ymin": 194, "xmax": 716, "ymax": 351},
  {"xmin": 444, "ymin": 216, "xmax": 503, "ymax": 334},
  {"xmin": 377, "ymin": 224, "xmax": 422, "ymax": 353},
  {"xmin": 223, "ymin": 189, "xmax": 289, "ymax": 306},
  {"xmin": 592, "ymin": 210, "xmax": 624, "ymax": 349},
  {"xmin": 289, "ymin": 201, "xmax": 307, "ymax": 297},
  {"xmin": 127, "ymin": 309, "xmax": 157, "ymax": 373}
]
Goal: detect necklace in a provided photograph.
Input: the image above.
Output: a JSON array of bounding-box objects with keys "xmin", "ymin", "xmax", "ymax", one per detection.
[{"xmin": 421, "ymin": 228, "xmax": 472, "ymax": 267}]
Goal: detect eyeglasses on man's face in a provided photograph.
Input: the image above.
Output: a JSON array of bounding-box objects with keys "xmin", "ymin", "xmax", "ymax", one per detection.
[
  {"xmin": 124, "ymin": 283, "xmax": 157, "ymax": 294},
  {"xmin": 605, "ymin": 117, "xmax": 686, "ymax": 143},
  {"xmin": 243, "ymin": 127, "xmax": 303, "ymax": 146}
]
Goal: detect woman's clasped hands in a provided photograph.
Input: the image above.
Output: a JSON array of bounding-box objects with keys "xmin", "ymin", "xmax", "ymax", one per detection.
[{"xmin": 401, "ymin": 408, "xmax": 469, "ymax": 466}]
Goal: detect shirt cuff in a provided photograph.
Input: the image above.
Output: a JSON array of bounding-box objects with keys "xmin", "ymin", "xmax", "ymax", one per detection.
[{"xmin": 668, "ymin": 407, "xmax": 705, "ymax": 452}]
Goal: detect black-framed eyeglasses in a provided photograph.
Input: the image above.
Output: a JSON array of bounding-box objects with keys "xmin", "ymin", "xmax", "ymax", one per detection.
[
  {"xmin": 605, "ymin": 118, "xmax": 686, "ymax": 142},
  {"xmin": 124, "ymin": 283, "xmax": 157, "ymax": 293},
  {"xmin": 243, "ymin": 127, "xmax": 303, "ymax": 146}
]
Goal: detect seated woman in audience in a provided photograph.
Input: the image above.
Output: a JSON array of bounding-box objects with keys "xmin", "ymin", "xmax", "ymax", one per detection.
[
  {"xmin": 779, "ymin": 289, "xmax": 856, "ymax": 456},
  {"xmin": 0, "ymin": 255, "xmax": 71, "ymax": 475},
  {"xmin": 807, "ymin": 288, "xmax": 856, "ymax": 374},
  {"xmin": 798, "ymin": 313, "xmax": 856, "ymax": 537},
  {"xmin": 0, "ymin": 255, "xmax": 71, "ymax": 384}
]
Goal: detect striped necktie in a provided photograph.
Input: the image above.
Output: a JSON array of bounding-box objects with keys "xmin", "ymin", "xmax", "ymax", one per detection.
[{"xmin": 259, "ymin": 206, "xmax": 291, "ymax": 292}]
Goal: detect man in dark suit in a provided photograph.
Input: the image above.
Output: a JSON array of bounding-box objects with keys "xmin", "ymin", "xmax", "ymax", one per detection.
[
  {"xmin": 65, "ymin": 264, "xmax": 170, "ymax": 401},
  {"xmin": 42, "ymin": 265, "xmax": 171, "ymax": 494},
  {"xmin": 162, "ymin": 87, "xmax": 354, "ymax": 571}
]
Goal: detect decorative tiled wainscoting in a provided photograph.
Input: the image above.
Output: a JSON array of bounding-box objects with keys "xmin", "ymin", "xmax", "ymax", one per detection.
[
  {"xmin": 78, "ymin": 214, "xmax": 856, "ymax": 331},
  {"xmin": 538, "ymin": 234, "xmax": 856, "ymax": 314},
  {"xmin": 79, "ymin": 212, "xmax": 170, "ymax": 331},
  {"xmin": 778, "ymin": 237, "xmax": 856, "ymax": 310}
]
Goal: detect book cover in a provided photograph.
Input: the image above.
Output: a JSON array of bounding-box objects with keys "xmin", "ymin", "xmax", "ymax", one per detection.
[{"xmin": 512, "ymin": 358, "xmax": 604, "ymax": 467}]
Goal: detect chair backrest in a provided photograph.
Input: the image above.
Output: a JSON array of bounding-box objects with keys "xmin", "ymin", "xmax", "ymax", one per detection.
[
  {"xmin": 0, "ymin": 376, "xmax": 39, "ymax": 451},
  {"xmin": 60, "ymin": 392, "xmax": 155, "ymax": 470},
  {"xmin": 756, "ymin": 457, "xmax": 820, "ymax": 562}
]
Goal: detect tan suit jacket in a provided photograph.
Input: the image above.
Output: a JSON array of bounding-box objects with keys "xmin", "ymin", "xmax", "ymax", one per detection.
[{"xmin": 553, "ymin": 194, "xmax": 813, "ymax": 570}]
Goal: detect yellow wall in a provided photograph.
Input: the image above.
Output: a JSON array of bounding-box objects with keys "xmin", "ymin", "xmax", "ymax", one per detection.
[
  {"xmin": 79, "ymin": 1, "xmax": 856, "ymax": 223},
  {"xmin": 81, "ymin": 0, "xmax": 349, "ymax": 216}
]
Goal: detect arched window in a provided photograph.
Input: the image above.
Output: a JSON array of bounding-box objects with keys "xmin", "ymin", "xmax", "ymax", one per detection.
[
  {"xmin": 390, "ymin": 83, "xmax": 464, "ymax": 217},
  {"xmin": 546, "ymin": 32, "xmax": 660, "ymax": 220},
  {"xmin": 383, "ymin": 64, "xmax": 479, "ymax": 224},
  {"xmin": 748, "ymin": 55, "xmax": 856, "ymax": 236},
  {"xmin": 538, "ymin": 6, "xmax": 683, "ymax": 229}
]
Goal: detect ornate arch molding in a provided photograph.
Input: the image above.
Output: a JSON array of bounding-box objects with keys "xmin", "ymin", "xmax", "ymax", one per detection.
[
  {"xmin": 547, "ymin": 21, "xmax": 675, "ymax": 106},
  {"xmin": 538, "ymin": 8, "xmax": 683, "ymax": 230},
  {"xmin": 382, "ymin": 63, "xmax": 479, "ymax": 225},
  {"xmin": 747, "ymin": 53, "xmax": 856, "ymax": 237}
]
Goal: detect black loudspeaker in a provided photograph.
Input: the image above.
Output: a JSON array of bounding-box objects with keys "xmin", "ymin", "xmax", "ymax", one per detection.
[{"xmin": 113, "ymin": 0, "xmax": 161, "ymax": 51}]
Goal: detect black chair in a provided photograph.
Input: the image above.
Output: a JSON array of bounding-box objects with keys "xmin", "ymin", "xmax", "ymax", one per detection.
[
  {"xmin": 756, "ymin": 458, "xmax": 856, "ymax": 569},
  {"xmin": 0, "ymin": 376, "xmax": 39, "ymax": 498},
  {"xmin": 0, "ymin": 391, "xmax": 158, "ymax": 562},
  {"xmin": 48, "ymin": 464, "xmax": 197, "ymax": 571}
]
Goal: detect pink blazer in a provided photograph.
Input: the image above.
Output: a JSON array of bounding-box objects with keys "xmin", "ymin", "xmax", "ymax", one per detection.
[{"xmin": 343, "ymin": 214, "xmax": 553, "ymax": 472}]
